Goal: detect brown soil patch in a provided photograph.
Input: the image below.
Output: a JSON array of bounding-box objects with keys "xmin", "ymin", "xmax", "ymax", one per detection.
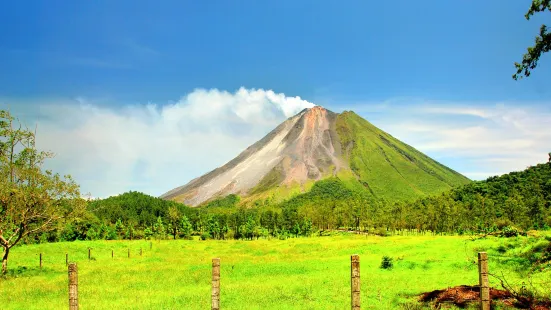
[{"xmin": 419, "ymin": 285, "xmax": 551, "ymax": 309}]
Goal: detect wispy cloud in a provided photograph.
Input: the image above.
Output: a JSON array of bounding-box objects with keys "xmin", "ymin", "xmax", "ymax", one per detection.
[
  {"xmin": 67, "ymin": 57, "xmax": 132, "ymax": 69},
  {"xmin": 121, "ymin": 38, "xmax": 160, "ymax": 57},
  {"xmin": 1, "ymin": 88, "xmax": 314, "ymax": 198},
  {"xmin": 357, "ymin": 100, "xmax": 551, "ymax": 179},
  {"xmin": 421, "ymin": 106, "xmax": 489, "ymax": 118}
]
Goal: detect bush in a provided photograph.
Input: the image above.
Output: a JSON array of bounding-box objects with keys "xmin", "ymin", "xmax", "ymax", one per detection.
[
  {"xmin": 200, "ymin": 232, "xmax": 210, "ymax": 240},
  {"xmin": 373, "ymin": 227, "xmax": 390, "ymax": 237},
  {"xmin": 496, "ymin": 219, "xmax": 513, "ymax": 230},
  {"xmin": 496, "ymin": 245, "xmax": 507, "ymax": 254},
  {"xmin": 499, "ymin": 226, "xmax": 521, "ymax": 238},
  {"xmin": 133, "ymin": 229, "xmax": 145, "ymax": 240},
  {"xmin": 380, "ymin": 256, "xmax": 394, "ymax": 269},
  {"xmin": 223, "ymin": 229, "xmax": 235, "ymax": 240}
]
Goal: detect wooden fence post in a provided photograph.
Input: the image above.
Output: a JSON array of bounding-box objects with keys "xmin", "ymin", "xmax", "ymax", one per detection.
[
  {"xmin": 478, "ymin": 252, "xmax": 490, "ymax": 310},
  {"xmin": 351, "ymin": 254, "xmax": 360, "ymax": 310},
  {"xmin": 111, "ymin": 249, "xmax": 114, "ymax": 259},
  {"xmin": 128, "ymin": 248, "xmax": 130, "ymax": 258},
  {"xmin": 212, "ymin": 258, "xmax": 220, "ymax": 310},
  {"xmin": 39, "ymin": 253, "xmax": 42, "ymax": 269},
  {"xmin": 68, "ymin": 263, "xmax": 79, "ymax": 310},
  {"xmin": 88, "ymin": 248, "xmax": 91, "ymax": 260}
]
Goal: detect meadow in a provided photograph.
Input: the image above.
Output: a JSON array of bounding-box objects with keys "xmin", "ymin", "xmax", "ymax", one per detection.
[{"xmin": 1, "ymin": 233, "xmax": 550, "ymax": 310}]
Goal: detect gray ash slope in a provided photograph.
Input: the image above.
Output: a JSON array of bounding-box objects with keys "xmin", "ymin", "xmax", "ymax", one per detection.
[{"xmin": 161, "ymin": 106, "xmax": 344, "ymax": 206}]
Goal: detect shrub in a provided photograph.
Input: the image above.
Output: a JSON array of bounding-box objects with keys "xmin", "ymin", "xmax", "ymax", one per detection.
[
  {"xmin": 496, "ymin": 219, "xmax": 514, "ymax": 230},
  {"xmin": 496, "ymin": 245, "xmax": 507, "ymax": 254},
  {"xmin": 380, "ymin": 256, "xmax": 394, "ymax": 269},
  {"xmin": 525, "ymin": 240, "xmax": 551, "ymax": 264},
  {"xmin": 223, "ymin": 229, "xmax": 235, "ymax": 240},
  {"xmin": 499, "ymin": 226, "xmax": 521, "ymax": 238},
  {"xmin": 373, "ymin": 227, "xmax": 390, "ymax": 237}
]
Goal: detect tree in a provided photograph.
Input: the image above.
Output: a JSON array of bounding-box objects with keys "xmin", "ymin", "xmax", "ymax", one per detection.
[
  {"xmin": 0, "ymin": 110, "xmax": 84, "ymax": 274},
  {"xmin": 244, "ymin": 216, "xmax": 256, "ymax": 240},
  {"xmin": 302, "ymin": 218, "xmax": 313, "ymax": 237},
  {"xmin": 167, "ymin": 206, "xmax": 181, "ymax": 239},
  {"xmin": 291, "ymin": 222, "xmax": 301, "ymax": 237},
  {"xmin": 207, "ymin": 217, "xmax": 220, "ymax": 240},
  {"xmin": 114, "ymin": 218, "xmax": 125, "ymax": 239},
  {"xmin": 153, "ymin": 216, "xmax": 165, "ymax": 240},
  {"xmin": 513, "ymin": 0, "xmax": 551, "ymax": 80},
  {"xmin": 180, "ymin": 215, "xmax": 193, "ymax": 239}
]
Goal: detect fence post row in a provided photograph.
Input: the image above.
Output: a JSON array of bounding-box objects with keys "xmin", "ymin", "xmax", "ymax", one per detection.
[
  {"xmin": 351, "ymin": 254, "xmax": 361, "ymax": 310},
  {"xmin": 68, "ymin": 263, "xmax": 79, "ymax": 310},
  {"xmin": 478, "ymin": 252, "xmax": 490, "ymax": 310},
  {"xmin": 55, "ymin": 250, "xmax": 490, "ymax": 310},
  {"xmin": 212, "ymin": 258, "xmax": 220, "ymax": 310},
  {"xmin": 39, "ymin": 253, "xmax": 42, "ymax": 269}
]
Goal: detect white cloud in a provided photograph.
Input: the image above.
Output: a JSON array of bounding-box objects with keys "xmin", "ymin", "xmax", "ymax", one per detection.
[
  {"xmin": 366, "ymin": 102, "xmax": 551, "ymax": 180},
  {"xmin": 1, "ymin": 87, "xmax": 314, "ymax": 198},
  {"xmin": 2, "ymin": 91, "xmax": 549, "ymax": 198}
]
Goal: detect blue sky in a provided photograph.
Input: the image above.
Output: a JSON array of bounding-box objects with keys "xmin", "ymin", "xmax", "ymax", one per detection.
[{"xmin": 1, "ymin": 1, "xmax": 550, "ymax": 198}]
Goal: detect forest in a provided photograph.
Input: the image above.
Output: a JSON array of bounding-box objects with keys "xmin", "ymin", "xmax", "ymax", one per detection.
[{"xmin": 27, "ymin": 158, "xmax": 551, "ymax": 244}]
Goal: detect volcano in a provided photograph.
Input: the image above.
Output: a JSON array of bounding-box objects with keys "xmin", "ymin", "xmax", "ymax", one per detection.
[{"xmin": 161, "ymin": 106, "xmax": 469, "ymax": 206}]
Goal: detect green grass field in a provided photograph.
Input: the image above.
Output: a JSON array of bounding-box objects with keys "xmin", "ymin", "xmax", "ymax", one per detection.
[{"xmin": 1, "ymin": 234, "xmax": 550, "ymax": 309}]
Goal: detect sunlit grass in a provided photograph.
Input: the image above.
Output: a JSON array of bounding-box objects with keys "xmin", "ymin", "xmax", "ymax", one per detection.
[{"xmin": 1, "ymin": 234, "xmax": 549, "ymax": 309}]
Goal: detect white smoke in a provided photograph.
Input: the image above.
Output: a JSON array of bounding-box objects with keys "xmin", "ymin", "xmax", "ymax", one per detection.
[{"xmin": 2, "ymin": 87, "xmax": 315, "ymax": 198}]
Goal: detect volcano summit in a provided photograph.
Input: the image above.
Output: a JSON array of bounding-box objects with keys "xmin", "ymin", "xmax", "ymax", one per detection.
[{"xmin": 161, "ymin": 106, "xmax": 469, "ymax": 206}]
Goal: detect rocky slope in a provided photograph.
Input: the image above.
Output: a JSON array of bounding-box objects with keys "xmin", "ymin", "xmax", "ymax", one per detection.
[{"xmin": 161, "ymin": 106, "xmax": 470, "ymax": 206}]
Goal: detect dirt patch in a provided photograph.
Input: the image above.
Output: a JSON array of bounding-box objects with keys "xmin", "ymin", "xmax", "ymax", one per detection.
[{"xmin": 419, "ymin": 285, "xmax": 551, "ymax": 309}]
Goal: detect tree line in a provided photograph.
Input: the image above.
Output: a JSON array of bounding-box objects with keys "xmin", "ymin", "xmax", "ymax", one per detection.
[{"xmin": 16, "ymin": 157, "xmax": 549, "ymax": 245}]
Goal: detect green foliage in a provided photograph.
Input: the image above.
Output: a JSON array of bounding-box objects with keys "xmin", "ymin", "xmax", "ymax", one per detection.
[
  {"xmin": 167, "ymin": 206, "xmax": 181, "ymax": 239},
  {"xmin": 207, "ymin": 217, "xmax": 221, "ymax": 240},
  {"xmin": 153, "ymin": 217, "xmax": 166, "ymax": 240},
  {"xmin": 526, "ymin": 240, "xmax": 551, "ymax": 264},
  {"xmin": 0, "ymin": 110, "xmax": 84, "ymax": 273},
  {"xmin": 88, "ymin": 191, "xmax": 189, "ymax": 228},
  {"xmin": 335, "ymin": 112, "xmax": 470, "ymax": 202},
  {"xmin": 179, "ymin": 216, "xmax": 193, "ymax": 239},
  {"xmin": 500, "ymin": 226, "xmax": 521, "ymax": 238},
  {"xmin": 302, "ymin": 219, "xmax": 313, "ymax": 237},
  {"xmin": 203, "ymin": 194, "xmax": 240, "ymax": 209},
  {"xmin": 513, "ymin": 0, "xmax": 551, "ymax": 79},
  {"xmin": 114, "ymin": 219, "xmax": 125, "ymax": 239},
  {"xmin": 144, "ymin": 227, "xmax": 153, "ymax": 240},
  {"xmin": 380, "ymin": 256, "xmax": 394, "ymax": 269},
  {"xmin": 249, "ymin": 166, "xmax": 285, "ymax": 195},
  {"xmin": 200, "ymin": 232, "xmax": 210, "ymax": 240}
]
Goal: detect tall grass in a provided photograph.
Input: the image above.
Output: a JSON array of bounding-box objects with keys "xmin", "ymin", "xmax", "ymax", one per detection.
[{"xmin": 1, "ymin": 234, "xmax": 549, "ymax": 309}]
